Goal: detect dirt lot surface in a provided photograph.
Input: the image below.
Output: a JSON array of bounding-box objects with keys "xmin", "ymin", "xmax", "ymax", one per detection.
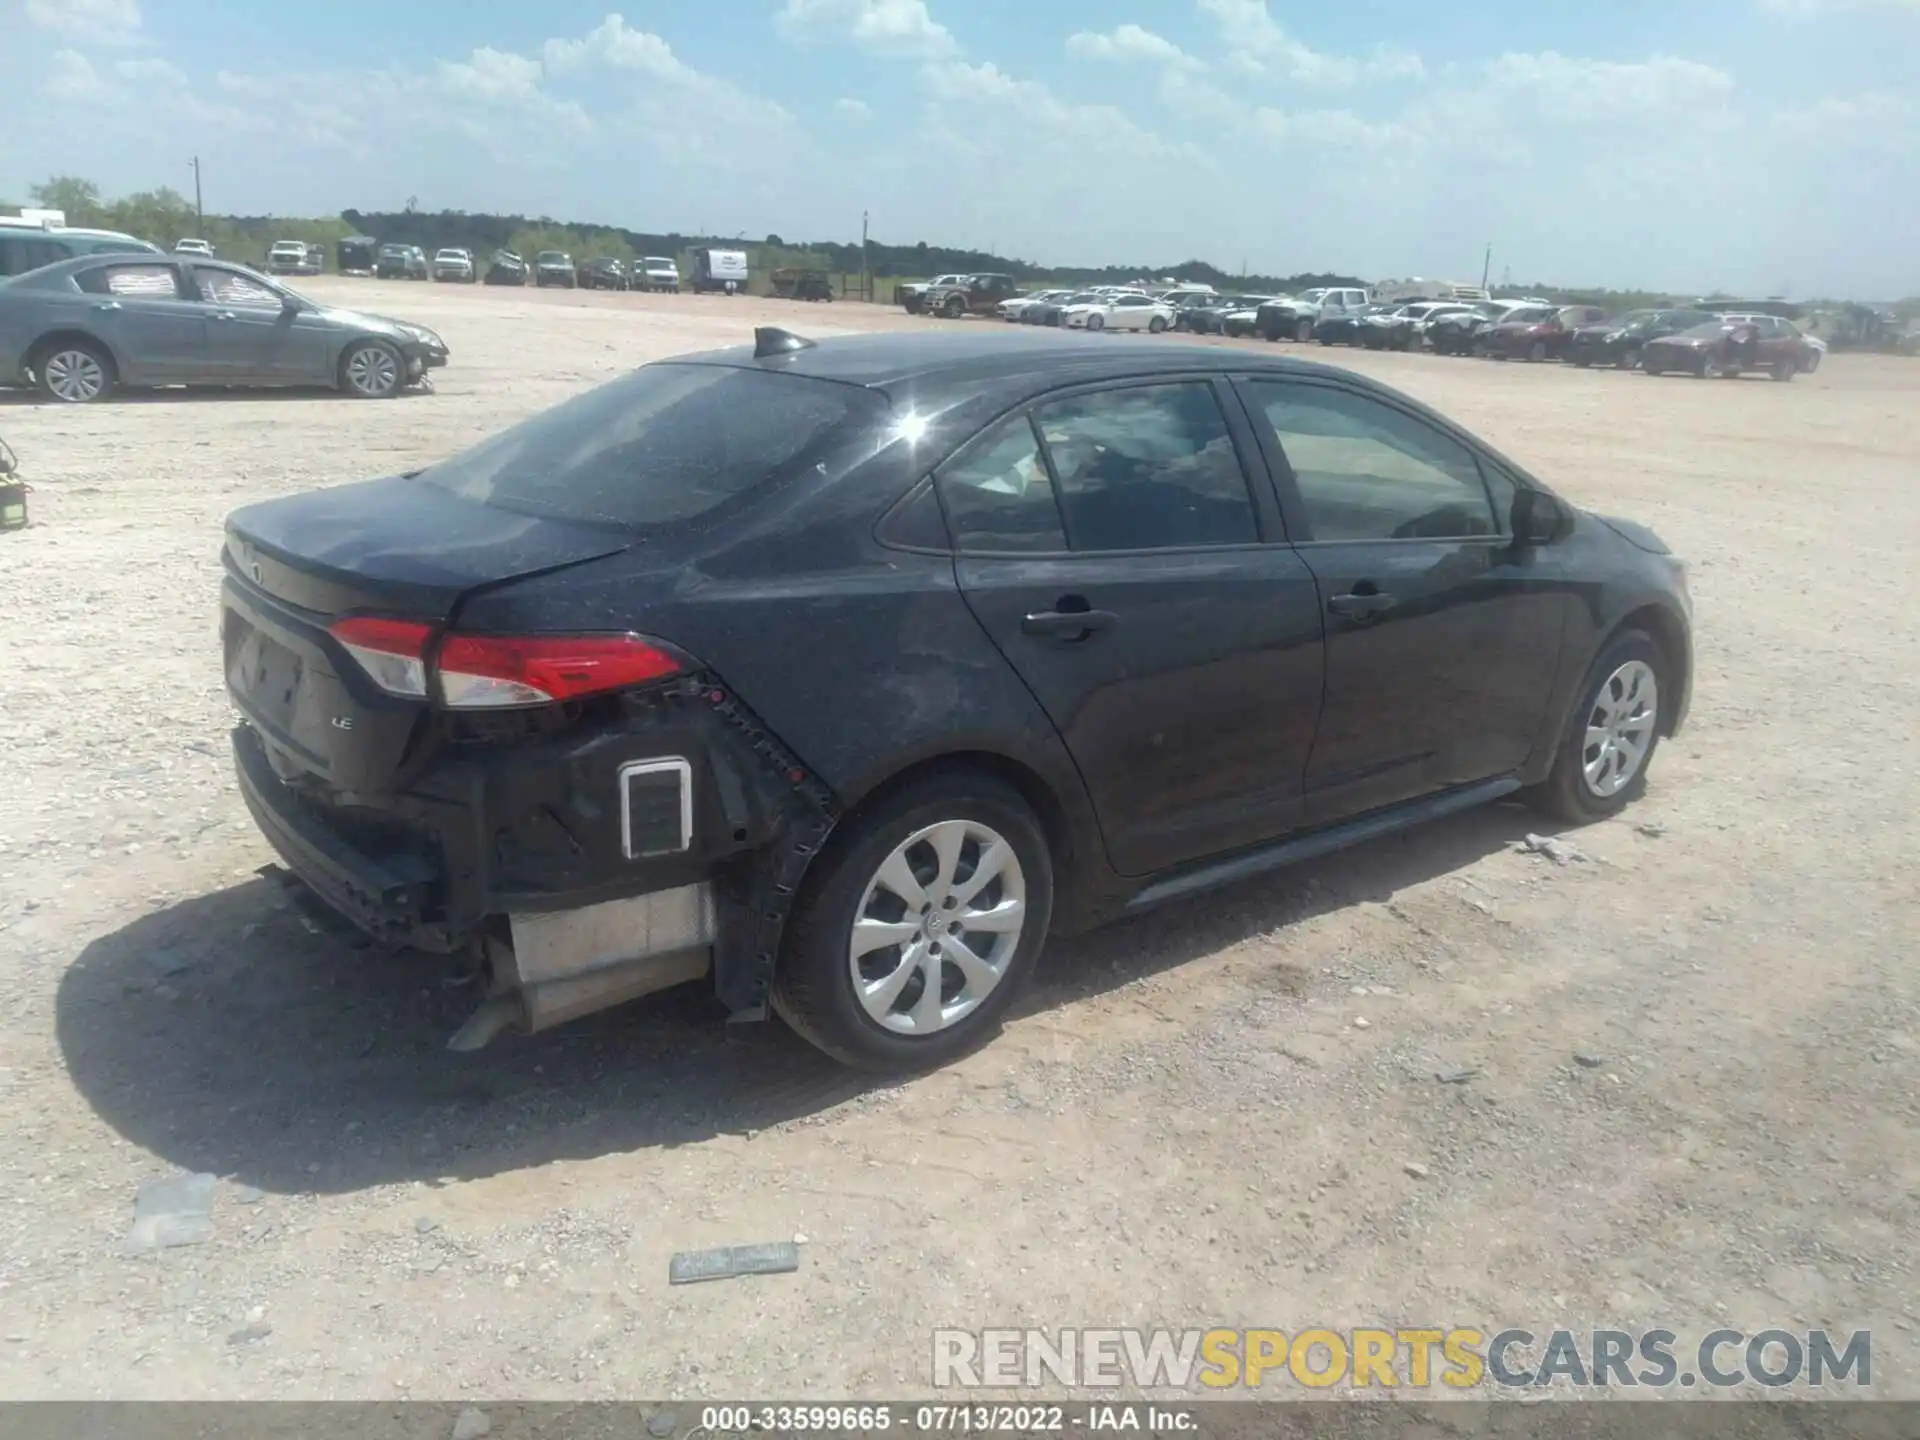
[{"xmin": 0, "ymin": 280, "xmax": 1915, "ymax": 1403}]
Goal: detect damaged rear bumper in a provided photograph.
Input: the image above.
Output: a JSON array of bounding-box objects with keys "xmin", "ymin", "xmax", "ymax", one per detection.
[{"xmin": 230, "ymin": 673, "xmax": 838, "ymax": 1040}]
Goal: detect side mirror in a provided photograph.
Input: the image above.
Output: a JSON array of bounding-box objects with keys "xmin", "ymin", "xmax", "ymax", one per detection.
[
  {"xmin": 281, "ymin": 295, "xmax": 302, "ymax": 315},
  {"xmin": 1512, "ymin": 488, "xmax": 1571, "ymax": 546}
]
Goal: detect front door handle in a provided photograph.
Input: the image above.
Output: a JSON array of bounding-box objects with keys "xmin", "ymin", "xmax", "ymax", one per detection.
[
  {"xmin": 211, "ymin": 310, "xmax": 238, "ymax": 321},
  {"xmin": 1328, "ymin": 591, "xmax": 1397, "ymax": 618},
  {"xmin": 91, "ymin": 301, "xmax": 122, "ymax": 313},
  {"xmin": 1022, "ymin": 606, "xmax": 1118, "ymax": 640}
]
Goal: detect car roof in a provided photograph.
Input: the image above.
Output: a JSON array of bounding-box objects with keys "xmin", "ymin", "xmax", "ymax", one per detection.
[{"xmin": 677, "ymin": 328, "xmax": 1410, "ymax": 399}]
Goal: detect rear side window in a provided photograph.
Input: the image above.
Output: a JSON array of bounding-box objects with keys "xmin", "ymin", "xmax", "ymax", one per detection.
[
  {"xmin": 76, "ymin": 263, "xmax": 182, "ymax": 298},
  {"xmin": 1033, "ymin": 383, "xmax": 1257, "ymax": 551},
  {"xmin": 936, "ymin": 415, "xmax": 1066, "ymax": 553},
  {"xmin": 416, "ymin": 363, "xmax": 885, "ymax": 530}
]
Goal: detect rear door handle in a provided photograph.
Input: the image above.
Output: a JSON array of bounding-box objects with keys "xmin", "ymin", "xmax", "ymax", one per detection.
[
  {"xmin": 1328, "ymin": 591, "xmax": 1397, "ymax": 618},
  {"xmin": 91, "ymin": 301, "xmax": 122, "ymax": 313},
  {"xmin": 1022, "ymin": 608, "xmax": 1118, "ymax": 639},
  {"xmin": 211, "ymin": 310, "xmax": 237, "ymax": 321}
]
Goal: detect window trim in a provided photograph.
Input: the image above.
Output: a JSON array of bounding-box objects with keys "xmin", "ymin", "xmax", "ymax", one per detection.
[
  {"xmin": 1232, "ymin": 374, "xmax": 1515, "ymax": 547},
  {"xmin": 932, "ymin": 374, "xmax": 1281, "ymax": 558}
]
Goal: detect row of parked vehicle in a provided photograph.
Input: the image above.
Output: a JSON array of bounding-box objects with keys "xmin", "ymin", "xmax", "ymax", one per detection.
[{"xmin": 969, "ymin": 277, "xmax": 1832, "ymax": 383}]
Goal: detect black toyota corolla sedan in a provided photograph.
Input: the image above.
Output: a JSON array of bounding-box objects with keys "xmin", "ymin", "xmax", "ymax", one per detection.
[{"xmin": 222, "ymin": 327, "xmax": 1692, "ymax": 1072}]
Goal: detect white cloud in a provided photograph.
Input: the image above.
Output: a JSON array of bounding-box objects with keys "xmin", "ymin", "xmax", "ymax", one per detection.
[
  {"xmin": 542, "ymin": 14, "xmax": 697, "ymax": 80},
  {"xmin": 1479, "ymin": 51, "xmax": 1734, "ymax": 122},
  {"xmin": 1066, "ymin": 24, "xmax": 1200, "ymax": 68},
  {"xmin": 44, "ymin": 49, "xmax": 110, "ymax": 101},
  {"xmin": 833, "ymin": 96, "xmax": 873, "ymax": 120},
  {"xmin": 1158, "ymin": 69, "xmax": 1405, "ymax": 148},
  {"xmin": 24, "ymin": 0, "xmax": 141, "ymax": 46},
  {"xmin": 1197, "ymin": 0, "xmax": 1422, "ymax": 85},
  {"xmin": 777, "ymin": 0, "xmax": 957, "ymax": 58},
  {"xmin": 1779, "ymin": 90, "xmax": 1918, "ymax": 150},
  {"xmin": 1758, "ymin": 0, "xmax": 1920, "ymax": 15},
  {"xmin": 435, "ymin": 47, "xmax": 547, "ymax": 105}
]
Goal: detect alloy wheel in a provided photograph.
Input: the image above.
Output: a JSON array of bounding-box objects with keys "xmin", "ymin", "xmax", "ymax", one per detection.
[
  {"xmin": 847, "ymin": 819, "xmax": 1027, "ymax": 1036},
  {"xmin": 344, "ymin": 344, "xmax": 400, "ymax": 397},
  {"xmin": 1582, "ymin": 660, "xmax": 1659, "ymax": 798},
  {"xmin": 43, "ymin": 349, "xmax": 106, "ymax": 403}
]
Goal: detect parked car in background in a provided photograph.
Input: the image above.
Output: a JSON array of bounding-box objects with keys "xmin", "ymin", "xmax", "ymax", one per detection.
[
  {"xmin": 898, "ymin": 274, "xmax": 970, "ymax": 314},
  {"xmin": 485, "ymin": 249, "xmax": 529, "ymax": 286},
  {"xmin": 1479, "ymin": 304, "xmax": 1606, "ymax": 361},
  {"xmin": 577, "ymin": 256, "xmax": 627, "ymax": 291},
  {"xmin": 0, "ymin": 254, "xmax": 447, "ymax": 403},
  {"xmin": 1187, "ymin": 295, "xmax": 1276, "ymax": 336},
  {"xmin": 376, "ymin": 244, "xmax": 429, "ymax": 281},
  {"xmin": 691, "ymin": 248, "xmax": 750, "ymax": 294},
  {"xmin": 337, "ymin": 235, "xmax": 379, "ymax": 276},
  {"xmin": 1641, "ymin": 317, "xmax": 1816, "ymax": 380},
  {"xmin": 1427, "ymin": 300, "xmax": 1523, "ymax": 356},
  {"xmin": 926, "ymin": 273, "xmax": 1020, "ymax": 319},
  {"xmin": 1565, "ymin": 309, "xmax": 1714, "ymax": 369},
  {"xmin": 771, "ymin": 268, "xmax": 835, "ymax": 301},
  {"xmin": 173, "ymin": 238, "xmax": 215, "ymax": 257},
  {"xmin": 266, "ymin": 240, "xmax": 319, "ymax": 276},
  {"xmin": 1315, "ymin": 302, "xmax": 1397, "ymax": 347},
  {"xmin": 432, "ymin": 248, "xmax": 477, "ymax": 283},
  {"xmin": 1065, "ymin": 292, "xmax": 1175, "ymax": 332},
  {"xmin": 216, "ymin": 325, "xmax": 1691, "ymax": 1072},
  {"xmin": 1718, "ymin": 312, "xmax": 1825, "ymax": 372},
  {"xmin": 1021, "ymin": 291, "xmax": 1093, "ymax": 327},
  {"xmin": 534, "ymin": 251, "xmax": 577, "ymax": 288},
  {"xmin": 0, "ymin": 217, "xmax": 161, "ymax": 278},
  {"xmin": 637, "ymin": 256, "xmax": 681, "ymax": 293},
  {"xmin": 1258, "ymin": 287, "xmax": 1370, "ymax": 343},
  {"xmin": 998, "ymin": 289, "xmax": 1070, "ymax": 322},
  {"xmin": 1373, "ymin": 301, "xmax": 1476, "ymax": 351}
]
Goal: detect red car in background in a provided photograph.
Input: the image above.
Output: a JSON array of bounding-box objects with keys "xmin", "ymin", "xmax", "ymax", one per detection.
[
  {"xmin": 1481, "ymin": 304, "xmax": 1610, "ymax": 362},
  {"xmin": 1640, "ymin": 316, "xmax": 1819, "ymax": 381}
]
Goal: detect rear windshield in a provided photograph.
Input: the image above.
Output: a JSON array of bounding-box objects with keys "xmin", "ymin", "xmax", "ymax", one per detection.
[{"xmin": 414, "ymin": 363, "xmax": 886, "ymax": 530}]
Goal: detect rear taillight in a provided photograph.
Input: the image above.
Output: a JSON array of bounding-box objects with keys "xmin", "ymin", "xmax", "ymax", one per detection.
[{"xmin": 327, "ymin": 617, "xmax": 684, "ymax": 709}]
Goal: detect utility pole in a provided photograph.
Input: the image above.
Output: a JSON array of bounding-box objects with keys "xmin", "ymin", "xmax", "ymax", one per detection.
[
  {"xmin": 861, "ymin": 209, "xmax": 870, "ymax": 303},
  {"xmin": 189, "ymin": 155, "xmax": 203, "ymax": 231},
  {"xmin": 1481, "ymin": 242, "xmax": 1491, "ymax": 292}
]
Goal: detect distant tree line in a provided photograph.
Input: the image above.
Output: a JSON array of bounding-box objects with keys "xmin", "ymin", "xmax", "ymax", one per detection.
[{"xmin": 11, "ymin": 176, "xmax": 1913, "ymax": 314}]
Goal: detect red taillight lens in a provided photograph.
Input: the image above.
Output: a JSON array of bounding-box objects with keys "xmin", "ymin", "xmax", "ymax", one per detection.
[
  {"xmin": 328, "ymin": 617, "xmax": 684, "ymax": 709},
  {"xmin": 436, "ymin": 633, "xmax": 683, "ymax": 709},
  {"xmin": 330, "ymin": 615, "xmax": 432, "ymax": 699}
]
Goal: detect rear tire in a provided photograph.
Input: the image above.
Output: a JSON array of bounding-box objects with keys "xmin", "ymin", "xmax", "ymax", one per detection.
[
  {"xmin": 1771, "ymin": 359, "xmax": 1796, "ymax": 382},
  {"xmin": 1148, "ymin": 315, "xmax": 1168, "ymax": 334},
  {"xmin": 773, "ymin": 772, "xmax": 1054, "ymax": 1073},
  {"xmin": 32, "ymin": 337, "xmax": 115, "ymax": 404},
  {"xmin": 1529, "ymin": 341, "xmax": 1549, "ymax": 363},
  {"xmin": 1295, "ymin": 317, "xmax": 1314, "ymax": 343},
  {"xmin": 1527, "ymin": 630, "xmax": 1666, "ymax": 825}
]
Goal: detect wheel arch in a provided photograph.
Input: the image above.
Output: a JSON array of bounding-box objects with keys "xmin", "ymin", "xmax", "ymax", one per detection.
[
  {"xmin": 827, "ymin": 746, "xmax": 1106, "ymax": 932},
  {"xmin": 27, "ymin": 328, "xmax": 123, "ymax": 381},
  {"xmin": 1612, "ymin": 603, "xmax": 1691, "ymax": 737}
]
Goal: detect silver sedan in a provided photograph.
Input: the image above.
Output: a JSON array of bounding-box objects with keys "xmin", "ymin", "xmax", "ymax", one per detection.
[{"xmin": 0, "ymin": 255, "xmax": 449, "ymax": 403}]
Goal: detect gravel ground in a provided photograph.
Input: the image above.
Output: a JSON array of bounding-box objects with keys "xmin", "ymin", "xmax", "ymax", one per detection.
[{"xmin": 0, "ymin": 281, "xmax": 1915, "ymax": 1402}]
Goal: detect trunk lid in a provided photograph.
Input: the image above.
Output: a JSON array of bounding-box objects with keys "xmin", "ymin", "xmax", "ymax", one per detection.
[{"xmin": 222, "ymin": 475, "xmax": 631, "ymax": 794}]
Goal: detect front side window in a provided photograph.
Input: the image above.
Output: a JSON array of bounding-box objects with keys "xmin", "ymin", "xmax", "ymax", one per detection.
[
  {"xmin": 0, "ymin": 235, "xmax": 66, "ymax": 276},
  {"xmin": 1242, "ymin": 381, "xmax": 1497, "ymax": 543},
  {"xmin": 192, "ymin": 266, "xmax": 281, "ymax": 307},
  {"xmin": 1032, "ymin": 383, "xmax": 1257, "ymax": 551}
]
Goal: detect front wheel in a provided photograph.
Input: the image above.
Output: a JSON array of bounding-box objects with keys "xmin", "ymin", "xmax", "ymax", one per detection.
[
  {"xmin": 774, "ymin": 772, "xmax": 1054, "ymax": 1073},
  {"xmin": 1294, "ymin": 317, "xmax": 1314, "ymax": 343},
  {"xmin": 1770, "ymin": 359, "xmax": 1797, "ymax": 382},
  {"xmin": 1528, "ymin": 631, "xmax": 1665, "ymax": 824},
  {"xmin": 943, "ymin": 297, "xmax": 965, "ymax": 319},
  {"xmin": 340, "ymin": 339, "xmax": 405, "ymax": 399},
  {"xmin": 1087, "ymin": 313, "xmax": 1104, "ymax": 331}
]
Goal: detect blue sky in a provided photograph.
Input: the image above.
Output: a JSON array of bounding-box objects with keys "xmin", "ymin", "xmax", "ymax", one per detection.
[{"xmin": 4, "ymin": 0, "xmax": 1917, "ymax": 296}]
